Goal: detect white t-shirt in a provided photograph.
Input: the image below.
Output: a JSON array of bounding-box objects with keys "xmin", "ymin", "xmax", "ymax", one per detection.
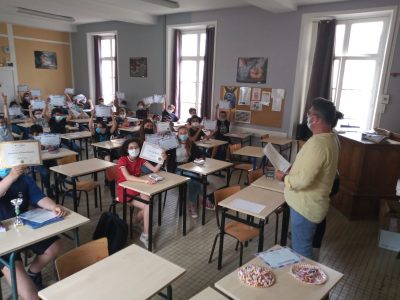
[{"xmin": 176, "ymin": 144, "xmax": 189, "ymax": 163}]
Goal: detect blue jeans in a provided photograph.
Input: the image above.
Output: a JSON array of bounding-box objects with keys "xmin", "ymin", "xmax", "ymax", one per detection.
[
  {"xmin": 175, "ymin": 170, "xmax": 202, "ymax": 205},
  {"xmin": 290, "ymin": 207, "xmax": 317, "ymax": 259}
]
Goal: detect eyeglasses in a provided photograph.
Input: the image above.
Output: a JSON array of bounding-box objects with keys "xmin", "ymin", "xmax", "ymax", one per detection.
[{"xmin": 307, "ymin": 113, "xmax": 320, "ymax": 118}]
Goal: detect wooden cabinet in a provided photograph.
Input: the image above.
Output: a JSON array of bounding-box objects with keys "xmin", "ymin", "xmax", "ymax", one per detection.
[{"xmin": 331, "ymin": 133, "xmax": 400, "ymax": 220}]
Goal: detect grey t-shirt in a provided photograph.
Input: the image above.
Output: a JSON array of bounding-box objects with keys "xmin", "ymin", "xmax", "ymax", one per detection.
[{"xmin": 0, "ymin": 125, "xmax": 14, "ymax": 142}]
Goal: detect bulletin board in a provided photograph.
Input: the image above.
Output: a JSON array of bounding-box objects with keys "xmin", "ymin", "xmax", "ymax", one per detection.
[{"xmin": 219, "ymin": 86, "xmax": 285, "ymax": 128}]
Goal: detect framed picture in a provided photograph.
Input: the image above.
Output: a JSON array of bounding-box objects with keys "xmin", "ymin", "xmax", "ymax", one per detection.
[
  {"xmin": 251, "ymin": 88, "xmax": 262, "ymax": 101},
  {"xmin": 236, "ymin": 57, "xmax": 268, "ymax": 83},
  {"xmin": 220, "ymin": 86, "xmax": 239, "ymax": 109},
  {"xmin": 34, "ymin": 51, "xmax": 57, "ymax": 69},
  {"xmin": 235, "ymin": 110, "xmax": 251, "ymax": 124},
  {"xmin": 130, "ymin": 57, "xmax": 147, "ymax": 77}
]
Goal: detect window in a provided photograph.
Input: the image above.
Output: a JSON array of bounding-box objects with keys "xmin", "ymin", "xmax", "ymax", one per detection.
[
  {"xmin": 331, "ymin": 18, "xmax": 389, "ymax": 130},
  {"xmin": 100, "ymin": 36, "xmax": 116, "ymax": 104},
  {"xmin": 179, "ymin": 31, "xmax": 206, "ymax": 121}
]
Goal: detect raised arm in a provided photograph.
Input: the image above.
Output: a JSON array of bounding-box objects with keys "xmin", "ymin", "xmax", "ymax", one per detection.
[
  {"xmin": 2, "ymin": 93, "xmax": 10, "ymax": 125},
  {"xmin": 110, "ymin": 113, "xmax": 117, "ymax": 134}
]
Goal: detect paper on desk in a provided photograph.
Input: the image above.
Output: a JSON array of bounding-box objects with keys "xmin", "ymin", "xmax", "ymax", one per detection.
[
  {"xmin": 20, "ymin": 208, "xmax": 57, "ymax": 223},
  {"xmin": 229, "ymin": 198, "xmax": 265, "ymax": 214},
  {"xmin": 263, "ymin": 143, "xmax": 291, "ymax": 173},
  {"xmin": 256, "ymin": 247, "xmax": 301, "ymax": 269}
]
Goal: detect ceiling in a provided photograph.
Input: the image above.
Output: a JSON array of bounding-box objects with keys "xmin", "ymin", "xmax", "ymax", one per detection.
[{"xmin": 0, "ymin": 0, "xmax": 349, "ymax": 31}]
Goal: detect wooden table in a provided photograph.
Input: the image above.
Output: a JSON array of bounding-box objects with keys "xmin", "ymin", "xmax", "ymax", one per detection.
[
  {"xmin": 251, "ymin": 177, "xmax": 285, "ymax": 193},
  {"xmin": 41, "ymin": 148, "xmax": 78, "ymax": 161},
  {"xmin": 224, "ymin": 132, "xmax": 253, "ymax": 146},
  {"xmin": 190, "ymin": 287, "xmax": 227, "ymax": 300},
  {"xmin": 119, "ymin": 172, "xmax": 190, "ymax": 251},
  {"xmin": 50, "ymin": 158, "xmax": 116, "ymax": 213},
  {"xmin": 215, "ymin": 245, "xmax": 343, "ymax": 300},
  {"xmin": 261, "ymin": 136, "xmax": 293, "ymax": 161},
  {"xmin": 0, "ymin": 209, "xmax": 89, "ymax": 300},
  {"xmin": 233, "ymin": 146, "xmax": 265, "ymax": 170},
  {"xmin": 38, "ymin": 244, "xmax": 186, "ymax": 300},
  {"xmin": 119, "ymin": 126, "xmax": 140, "ymax": 134},
  {"xmin": 17, "ymin": 122, "xmax": 50, "ymax": 133},
  {"xmin": 60, "ymin": 131, "xmax": 92, "ymax": 159},
  {"xmin": 178, "ymin": 158, "xmax": 233, "ymax": 225},
  {"xmin": 217, "ymin": 186, "xmax": 285, "ymax": 269},
  {"xmin": 91, "ymin": 138, "xmax": 126, "ymax": 158},
  {"xmin": 9, "ymin": 118, "xmax": 27, "ymax": 124},
  {"xmin": 70, "ymin": 118, "xmax": 90, "ymax": 124}
]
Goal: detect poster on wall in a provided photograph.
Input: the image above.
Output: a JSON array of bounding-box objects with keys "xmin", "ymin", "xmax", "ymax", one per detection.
[
  {"xmin": 236, "ymin": 57, "xmax": 268, "ymax": 83},
  {"xmin": 251, "ymin": 88, "xmax": 262, "ymax": 101},
  {"xmin": 34, "ymin": 51, "xmax": 57, "ymax": 69},
  {"xmin": 238, "ymin": 87, "xmax": 251, "ymax": 105},
  {"xmin": 235, "ymin": 110, "xmax": 251, "ymax": 124},
  {"xmin": 130, "ymin": 57, "xmax": 147, "ymax": 77},
  {"xmin": 220, "ymin": 86, "xmax": 239, "ymax": 109}
]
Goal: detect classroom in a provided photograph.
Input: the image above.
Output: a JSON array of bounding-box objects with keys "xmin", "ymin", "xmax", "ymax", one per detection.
[{"xmin": 0, "ymin": 0, "xmax": 400, "ymax": 299}]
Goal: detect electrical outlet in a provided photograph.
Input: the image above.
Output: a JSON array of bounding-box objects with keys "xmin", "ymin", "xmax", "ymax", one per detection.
[{"xmin": 380, "ymin": 94, "xmax": 390, "ymax": 104}]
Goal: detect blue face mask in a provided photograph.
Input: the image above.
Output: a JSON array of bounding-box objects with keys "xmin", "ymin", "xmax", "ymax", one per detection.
[
  {"xmin": 0, "ymin": 168, "xmax": 11, "ymax": 178},
  {"xmin": 96, "ymin": 128, "xmax": 102, "ymax": 134},
  {"xmin": 178, "ymin": 134, "xmax": 188, "ymax": 142}
]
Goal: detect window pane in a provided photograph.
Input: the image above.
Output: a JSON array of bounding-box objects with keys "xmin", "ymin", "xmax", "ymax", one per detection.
[
  {"xmin": 348, "ymin": 22, "xmax": 383, "ymax": 55},
  {"xmin": 338, "ymin": 89, "xmax": 371, "ymax": 130},
  {"xmin": 334, "ymin": 24, "xmax": 345, "ymax": 56},
  {"xmin": 198, "ymin": 61, "xmax": 204, "ymax": 83},
  {"xmin": 342, "ymin": 60, "xmax": 376, "ymax": 90},
  {"xmin": 199, "ymin": 33, "xmax": 206, "ymax": 56},
  {"xmin": 181, "ymin": 34, "xmax": 198, "ymax": 56},
  {"xmin": 101, "ymin": 39, "xmax": 111, "ymax": 57},
  {"xmin": 181, "ymin": 102, "xmax": 196, "ymax": 120},
  {"xmin": 331, "ymin": 59, "xmax": 339, "ymax": 89},
  {"xmin": 111, "ymin": 38, "xmax": 115, "ymax": 57},
  {"xmin": 180, "ymin": 82, "xmax": 196, "ymax": 102},
  {"xmin": 331, "ymin": 88, "xmax": 336, "ymax": 103},
  {"xmin": 181, "ymin": 60, "xmax": 197, "ymax": 82},
  {"xmin": 198, "ymin": 83, "xmax": 203, "ymax": 103}
]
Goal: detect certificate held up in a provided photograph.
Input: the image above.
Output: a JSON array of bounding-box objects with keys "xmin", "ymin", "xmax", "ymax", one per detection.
[{"xmin": 0, "ymin": 141, "xmax": 42, "ymax": 168}]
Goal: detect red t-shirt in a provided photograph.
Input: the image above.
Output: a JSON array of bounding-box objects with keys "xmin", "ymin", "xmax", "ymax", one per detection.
[{"xmin": 117, "ymin": 156, "xmax": 146, "ymax": 202}]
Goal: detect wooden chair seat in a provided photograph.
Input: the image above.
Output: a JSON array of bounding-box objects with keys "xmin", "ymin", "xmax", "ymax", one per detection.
[
  {"xmin": 65, "ymin": 180, "xmax": 100, "ymax": 192},
  {"xmin": 233, "ymin": 163, "xmax": 253, "ymax": 172},
  {"xmin": 225, "ymin": 221, "xmax": 260, "ymax": 242}
]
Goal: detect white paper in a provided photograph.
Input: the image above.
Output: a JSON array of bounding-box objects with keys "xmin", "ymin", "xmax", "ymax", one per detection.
[
  {"xmin": 263, "ymin": 143, "xmax": 291, "ymax": 173},
  {"xmin": 73, "ymin": 94, "xmax": 86, "ymax": 102},
  {"xmin": 153, "ymin": 94, "xmax": 166, "ymax": 104},
  {"xmin": 139, "ymin": 142, "xmax": 164, "ymax": 164},
  {"xmin": 0, "ymin": 141, "xmax": 42, "ymax": 167},
  {"xmin": 116, "ymin": 91, "xmax": 125, "ymax": 99},
  {"xmin": 145, "ymin": 133, "xmax": 162, "ymax": 145},
  {"xmin": 202, "ymin": 120, "xmax": 217, "ymax": 131},
  {"xmin": 218, "ymin": 100, "xmax": 231, "ymax": 109},
  {"xmin": 95, "ymin": 105, "xmax": 112, "ymax": 117},
  {"xmin": 31, "ymin": 89, "xmax": 41, "ymax": 97},
  {"xmin": 18, "ymin": 85, "xmax": 29, "ymax": 92},
  {"xmin": 257, "ymin": 248, "xmax": 301, "ymax": 269},
  {"xmin": 31, "ymin": 100, "xmax": 45, "ymax": 110},
  {"xmin": 64, "ymin": 88, "xmax": 75, "ymax": 95},
  {"xmin": 127, "ymin": 117, "xmax": 138, "ymax": 123},
  {"xmin": 261, "ymin": 91, "xmax": 271, "ymax": 106},
  {"xmin": 20, "ymin": 208, "xmax": 57, "ymax": 223},
  {"xmin": 271, "ymin": 97, "xmax": 282, "ymax": 112},
  {"xmin": 159, "ymin": 134, "xmax": 179, "ymax": 150},
  {"xmin": 49, "ymin": 95, "xmax": 65, "ymax": 107},
  {"xmin": 250, "ymin": 101, "xmax": 262, "ymax": 111},
  {"xmin": 238, "ymin": 87, "xmax": 251, "ymax": 105},
  {"xmin": 229, "ymin": 198, "xmax": 265, "ymax": 214},
  {"xmin": 8, "ymin": 107, "xmax": 23, "ymax": 117},
  {"xmin": 40, "ymin": 134, "xmax": 61, "ymax": 147},
  {"xmin": 272, "ymin": 88, "xmax": 285, "ymax": 99},
  {"xmin": 156, "ymin": 122, "xmax": 171, "ymax": 133}
]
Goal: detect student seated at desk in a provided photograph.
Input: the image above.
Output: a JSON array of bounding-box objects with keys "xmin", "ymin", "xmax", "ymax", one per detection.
[
  {"xmin": 0, "ymin": 94, "xmax": 15, "ymax": 142},
  {"xmin": 209, "ymin": 110, "xmax": 230, "ymax": 159},
  {"xmin": 20, "ymin": 91, "xmax": 32, "ymax": 116},
  {"xmin": 161, "ymin": 104, "xmax": 179, "ymax": 123},
  {"xmin": 47, "ymin": 108, "xmax": 79, "ymax": 152},
  {"xmin": 116, "ymin": 138, "xmax": 166, "ymax": 248},
  {"xmin": 188, "ymin": 116, "xmax": 206, "ymax": 142},
  {"xmin": 136, "ymin": 100, "xmax": 149, "ymax": 120},
  {"xmin": 89, "ymin": 114, "xmax": 118, "ymax": 161},
  {"xmin": 116, "ymin": 107, "xmax": 130, "ymax": 127},
  {"xmin": 29, "ymin": 98, "xmax": 50, "ymax": 129},
  {"xmin": 186, "ymin": 107, "xmax": 201, "ymax": 123},
  {"xmin": 0, "ymin": 165, "xmax": 66, "ymax": 298},
  {"xmin": 168, "ymin": 126, "xmax": 205, "ymax": 218}
]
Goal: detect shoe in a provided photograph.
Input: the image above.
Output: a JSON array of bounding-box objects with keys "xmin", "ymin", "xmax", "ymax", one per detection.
[
  {"xmin": 205, "ymin": 200, "xmax": 215, "ymax": 210},
  {"xmin": 28, "ymin": 271, "xmax": 44, "ymax": 291},
  {"xmin": 140, "ymin": 233, "xmax": 149, "ymax": 249},
  {"xmin": 189, "ymin": 207, "xmax": 198, "ymax": 219}
]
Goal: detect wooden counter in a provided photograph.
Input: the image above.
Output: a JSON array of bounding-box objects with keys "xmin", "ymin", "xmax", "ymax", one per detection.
[{"xmin": 331, "ymin": 132, "xmax": 400, "ymax": 220}]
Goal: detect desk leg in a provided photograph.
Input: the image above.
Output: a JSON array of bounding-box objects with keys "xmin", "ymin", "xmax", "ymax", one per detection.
[
  {"xmin": 93, "ymin": 172, "xmax": 99, "ymax": 209},
  {"xmin": 288, "ymin": 143, "xmax": 293, "ymax": 162},
  {"xmin": 8, "ymin": 252, "xmax": 17, "ymax": 300},
  {"xmin": 74, "ymin": 228, "xmax": 80, "ymax": 247},
  {"xmin": 167, "ymin": 285, "xmax": 172, "ymax": 300},
  {"xmin": 158, "ymin": 193, "xmax": 162, "ymax": 226},
  {"xmin": 123, "ymin": 188, "xmax": 127, "ymax": 222},
  {"xmin": 85, "ymin": 138, "xmax": 89, "ymax": 159},
  {"xmin": 54, "ymin": 172, "xmax": 59, "ymax": 204},
  {"xmin": 182, "ymin": 183, "xmax": 187, "ymax": 236},
  {"xmin": 225, "ymin": 168, "xmax": 231, "ymax": 188},
  {"xmin": 72, "ymin": 177, "xmax": 78, "ymax": 212},
  {"xmin": 201, "ymin": 175, "xmax": 207, "ymax": 225},
  {"xmin": 252, "ymin": 157, "xmax": 257, "ymax": 170},
  {"xmin": 93, "ymin": 146, "xmax": 98, "ymax": 158},
  {"xmin": 217, "ymin": 208, "xmax": 226, "ymax": 270},
  {"xmin": 280, "ymin": 203, "xmax": 290, "ymax": 246},
  {"xmin": 258, "ymin": 219, "xmax": 265, "ymax": 252},
  {"xmin": 149, "ymin": 197, "xmax": 154, "ymax": 251}
]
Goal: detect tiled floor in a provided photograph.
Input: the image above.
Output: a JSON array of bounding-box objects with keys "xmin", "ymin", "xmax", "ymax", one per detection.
[{"xmin": 1, "ymin": 170, "xmax": 400, "ymax": 299}]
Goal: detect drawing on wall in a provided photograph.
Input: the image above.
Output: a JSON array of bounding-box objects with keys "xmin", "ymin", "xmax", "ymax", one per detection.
[
  {"xmin": 238, "ymin": 87, "xmax": 251, "ymax": 105},
  {"xmin": 235, "ymin": 110, "xmax": 251, "ymax": 123},
  {"xmin": 221, "ymin": 86, "xmax": 239, "ymax": 109},
  {"xmin": 236, "ymin": 57, "xmax": 268, "ymax": 83},
  {"xmin": 250, "ymin": 101, "xmax": 262, "ymax": 111},
  {"xmin": 34, "ymin": 51, "xmax": 57, "ymax": 69},
  {"xmin": 261, "ymin": 91, "xmax": 271, "ymax": 106},
  {"xmin": 251, "ymin": 88, "xmax": 262, "ymax": 101},
  {"xmin": 130, "ymin": 57, "xmax": 147, "ymax": 77}
]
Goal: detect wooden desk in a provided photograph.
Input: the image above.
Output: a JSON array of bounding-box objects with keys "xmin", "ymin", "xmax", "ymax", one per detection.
[
  {"xmin": 178, "ymin": 158, "xmax": 233, "ymax": 225},
  {"xmin": 60, "ymin": 131, "xmax": 92, "ymax": 159},
  {"xmin": 233, "ymin": 146, "xmax": 264, "ymax": 170},
  {"xmin": 218, "ymin": 186, "xmax": 285, "ymax": 269},
  {"xmin": 16, "ymin": 122, "xmax": 50, "ymax": 132},
  {"xmin": 224, "ymin": 132, "xmax": 253, "ymax": 146},
  {"xmin": 261, "ymin": 137, "xmax": 293, "ymax": 161},
  {"xmin": 119, "ymin": 126, "xmax": 140, "ymax": 133},
  {"xmin": 70, "ymin": 118, "xmax": 90, "ymax": 124},
  {"xmin": 41, "ymin": 148, "xmax": 78, "ymax": 161},
  {"xmin": 39, "ymin": 244, "xmax": 186, "ymax": 300},
  {"xmin": 0, "ymin": 210, "xmax": 89, "ymax": 300},
  {"xmin": 91, "ymin": 139, "xmax": 125, "ymax": 157},
  {"xmin": 251, "ymin": 177, "xmax": 285, "ymax": 193},
  {"xmin": 50, "ymin": 158, "xmax": 116, "ymax": 213},
  {"xmin": 196, "ymin": 139, "xmax": 228, "ymax": 149},
  {"xmin": 190, "ymin": 287, "xmax": 227, "ymax": 300},
  {"xmin": 332, "ymin": 132, "xmax": 400, "ymax": 220},
  {"xmin": 215, "ymin": 246, "xmax": 343, "ymax": 300},
  {"xmin": 119, "ymin": 172, "xmax": 190, "ymax": 251},
  {"xmin": 9, "ymin": 118, "xmax": 27, "ymax": 124}
]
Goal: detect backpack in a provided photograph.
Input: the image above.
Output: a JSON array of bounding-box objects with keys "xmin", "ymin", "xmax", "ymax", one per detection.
[{"xmin": 93, "ymin": 212, "xmax": 128, "ymax": 255}]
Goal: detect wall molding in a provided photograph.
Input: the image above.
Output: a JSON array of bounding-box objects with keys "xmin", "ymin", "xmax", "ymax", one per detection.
[{"xmin": 14, "ymin": 35, "xmax": 70, "ymax": 45}]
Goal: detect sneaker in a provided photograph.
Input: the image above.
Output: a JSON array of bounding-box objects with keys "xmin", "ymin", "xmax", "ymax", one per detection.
[
  {"xmin": 139, "ymin": 233, "xmax": 149, "ymax": 249},
  {"xmin": 189, "ymin": 208, "xmax": 198, "ymax": 219},
  {"xmin": 28, "ymin": 271, "xmax": 44, "ymax": 291},
  {"xmin": 205, "ymin": 200, "xmax": 215, "ymax": 210}
]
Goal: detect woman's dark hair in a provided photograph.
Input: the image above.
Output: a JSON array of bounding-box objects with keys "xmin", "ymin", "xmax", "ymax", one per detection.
[
  {"xmin": 9, "ymin": 101, "xmax": 18, "ymax": 107},
  {"xmin": 188, "ymin": 116, "xmax": 201, "ymax": 124},
  {"xmin": 177, "ymin": 126, "xmax": 194, "ymax": 154},
  {"xmin": 30, "ymin": 124, "xmax": 43, "ymax": 135},
  {"xmin": 52, "ymin": 107, "xmax": 63, "ymax": 115},
  {"xmin": 137, "ymin": 100, "xmax": 145, "ymax": 107},
  {"xmin": 311, "ymin": 98, "xmax": 343, "ymax": 128},
  {"xmin": 97, "ymin": 121, "xmax": 107, "ymax": 129},
  {"xmin": 120, "ymin": 138, "xmax": 142, "ymax": 156},
  {"xmin": 139, "ymin": 119, "xmax": 154, "ymax": 141}
]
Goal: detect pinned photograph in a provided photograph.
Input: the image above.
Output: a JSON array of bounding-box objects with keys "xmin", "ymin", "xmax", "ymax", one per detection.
[
  {"xmin": 238, "ymin": 87, "xmax": 251, "ymax": 105},
  {"xmin": 34, "ymin": 51, "xmax": 57, "ymax": 69},
  {"xmin": 130, "ymin": 57, "xmax": 147, "ymax": 77},
  {"xmin": 250, "ymin": 101, "xmax": 262, "ymax": 111},
  {"xmin": 235, "ymin": 110, "xmax": 251, "ymax": 124}
]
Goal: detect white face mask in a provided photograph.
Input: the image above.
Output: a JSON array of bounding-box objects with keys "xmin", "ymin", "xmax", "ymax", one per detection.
[
  {"xmin": 128, "ymin": 149, "xmax": 140, "ymax": 158},
  {"xmin": 167, "ymin": 109, "xmax": 174, "ymax": 114},
  {"xmin": 192, "ymin": 122, "xmax": 199, "ymax": 127},
  {"xmin": 307, "ymin": 116, "xmax": 313, "ymax": 130},
  {"xmin": 35, "ymin": 114, "xmax": 43, "ymax": 119},
  {"xmin": 138, "ymin": 105, "xmax": 144, "ymax": 109}
]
